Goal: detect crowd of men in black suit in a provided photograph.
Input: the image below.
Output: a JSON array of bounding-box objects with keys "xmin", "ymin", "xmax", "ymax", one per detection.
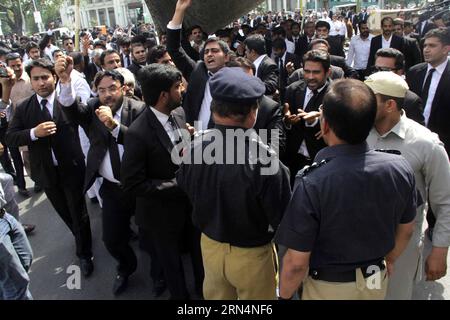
[{"xmin": 0, "ymin": 0, "xmax": 449, "ymax": 300}]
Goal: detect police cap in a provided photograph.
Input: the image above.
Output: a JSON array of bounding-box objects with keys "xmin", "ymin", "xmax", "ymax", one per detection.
[{"xmin": 209, "ymin": 67, "xmax": 265, "ymax": 104}]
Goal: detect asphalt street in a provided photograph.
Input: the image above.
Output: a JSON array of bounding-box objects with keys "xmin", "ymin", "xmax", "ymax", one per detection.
[{"xmin": 12, "ymin": 176, "xmax": 450, "ymax": 300}]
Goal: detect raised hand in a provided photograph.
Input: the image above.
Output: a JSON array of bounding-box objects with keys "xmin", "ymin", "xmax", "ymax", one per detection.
[
  {"xmin": 176, "ymin": 0, "xmax": 192, "ymax": 12},
  {"xmin": 0, "ymin": 66, "xmax": 16, "ymax": 88},
  {"xmin": 283, "ymin": 103, "xmax": 302, "ymax": 126},
  {"xmin": 55, "ymin": 56, "xmax": 73, "ymax": 84},
  {"xmin": 95, "ymin": 106, "xmax": 117, "ymax": 130},
  {"xmin": 34, "ymin": 121, "xmax": 57, "ymax": 138}
]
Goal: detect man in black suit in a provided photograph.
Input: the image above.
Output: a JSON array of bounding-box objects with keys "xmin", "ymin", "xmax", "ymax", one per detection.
[
  {"xmin": 272, "ymin": 37, "xmax": 302, "ymax": 103},
  {"xmin": 315, "ymin": 20, "xmax": 345, "ymax": 57},
  {"xmin": 127, "ymin": 42, "xmax": 148, "ymax": 79},
  {"xmin": 166, "ymin": 0, "xmax": 231, "ymax": 131},
  {"xmin": 309, "ymin": 39, "xmax": 358, "ymax": 78},
  {"xmin": 374, "ymin": 48, "xmax": 425, "ymax": 125},
  {"xmin": 118, "ymin": 37, "xmax": 132, "ymax": 69},
  {"xmin": 393, "ymin": 18, "xmax": 422, "ymax": 72},
  {"xmin": 367, "ymin": 17, "xmax": 404, "ymax": 70},
  {"xmin": 282, "ymin": 50, "xmax": 330, "ymax": 184},
  {"xmin": 5, "ymin": 58, "xmax": 93, "ymax": 276},
  {"xmin": 406, "ymin": 28, "xmax": 450, "ymax": 238},
  {"xmin": 55, "ymin": 61, "xmax": 147, "ymax": 295},
  {"xmin": 416, "ymin": 18, "xmax": 436, "ymax": 38},
  {"xmin": 406, "ymin": 28, "xmax": 450, "ymax": 155},
  {"xmin": 121, "ymin": 64, "xmax": 204, "ymax": 300},
  {"xmin": 296, "ymin": 21, "xmax": 316, "ymax": 59},
  {"xmin": 244, "ymin": 34, "xmax": 279, "ymax": 96}
]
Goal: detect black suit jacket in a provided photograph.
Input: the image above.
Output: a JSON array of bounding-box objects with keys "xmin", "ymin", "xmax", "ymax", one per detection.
[
  {"xmin": 283, "ymin": 80, "xmax": 328, "ymax": 164},
  {"xmin": 167, "ymin": 27, "xmax": 210, "ymax": 124},
  {"xmin": 256, "ymin": 55, "xmax": 279, "ymax": 96},
  {"xmin": 83, "ymin": 59, "xmax": 101, "ymax": 86},
  {"xmin": 416, "ymin": 21, "xmax": 436, "ymax": 38},
  {"xmin": 403, "ymin": 90, "xmax": 425, "ymax": 126},
  {"xmin": 254, "ymin": 95, "xmax": 286, "ymax": 157},
  {"xmin": 277, "ymin": 52, "xmax": 302, "ymax": 101},
  {"xmin": 401, "ymin": 37, "xmax": 422, "ymax": 71},
  {"xmin": 295, "ymin": 35, "xmax": 312, "ymax": 59},
  {"xmin": 121, "ymin": 106, "xmax": 190, "ymax": 230},
  {"xmin": 5, "ymin": 94, "xmax": 85, "ymax": 188},
  {"xmin": 127, "ymin": 61, "xmax": 145, "ymax": 78},
  {"xmin": 367, "ymin": 34, "xmax": 404, "ymax": 69},
  {"xmin": 330, "ymin": 55, "xmax": 358, "ymax": 78},
  {"xmin": 61, "ymin": 96, "xmax": 146, "ymax": 192},
  {"xmin": 326, "ymin": 36, "xmax": 345, "ymax": 57},
  {"xmin": 406, "ymin": 61, "xmax": 450, "ymax": 155}
]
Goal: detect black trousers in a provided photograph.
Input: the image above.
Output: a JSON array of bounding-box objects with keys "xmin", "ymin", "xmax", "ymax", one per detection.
[
  {"xmin": 44, "ymin": 167, "xmax": 92, "ymax": 258},
  {"xmin": 287, "ymin": 153, "xmax": 313, "ymax": 187},
  {"xmin": 9, "ymin": 146, "xmax": 26, "ymax": 190},
  {"xmin": 0, "ymin": 126, "xmax": 16, "ymax": 177},
  {"xmin": 99, "ymin": 180, "xmax": 137, "ymax": 276},
  {"xmin": 140, "ymin": 213, "xmax": 204, "ymax": 300}
]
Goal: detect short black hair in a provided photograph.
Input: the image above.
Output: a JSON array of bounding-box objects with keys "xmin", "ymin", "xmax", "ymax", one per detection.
[
  {"xmin": 226, "ymin": 56, "xmax": 256, "ymax": 75},
  {"xmin": 137, "ymin": 63, "xmax": 182, "ymax": 106},
  {"xmin": 25, "ymin": 42, "xmax": 39, "ymax": 54},
  {"xmin": 118, "ymin": 36, "xmax": 131, "ymax": 46},
  {"xmin": 375, "ymin": 48, "xmax": 405, "ymax": 71},
  {"xmin": 424, "ymin": 27, "xmax": 450, "ymax": 46},
  {"xmin": 272, "ymin": 37, "xmax": 287, "ymax": 50},
  {"xmin": 381, "ymin": 16, "xmax": 394, "ymax": 26},
  {"xmin": 62, "ymin": 36, "xmax": 73, "ymax": 44},
  {"xmin": 148, "ymin": 45, "xmax": 168, "ymax": 63},
  {"xmin": 25, "ymin": 58, "xmax": 55, "ymax": 77},
  {"xmin": 190, "ymin": 25, "xmax": 203, "ymax": 34},
  {"xmin": 100, "ymin": 49, "xmax": 120, "ymax": 66},
  {"xmin": 309, "ymin": 38, "xmax": 330, "ymax": 51},
  {"xmin": 204, "ymin": 37, "xmax": 230, "ymax": 55},
  {"xmin": 244, "ymin": 34, "xmax": 266, "ymax": 55},
  {"xmin": 322, "ymin": 79, "xmax": 377, "ymax": 144},
  {"xmin": 303, "ymin": 50, "xmax": 330, "ymax": 72},
  {"xmin": 93, "ymin": 70, "xmax": 125, "ymax": 88},
  {"xmin": 272, "ymin": 26, "xmax": 287, "ymax": 38},
  {"xmin": 5, "ymin": 52, "xmax": 22, "ymax": 64},
  {"xmin": 315, "ymin": 20, "xmax": 330, "ymax": 31},
  {"xmin": 69, "ymin": 51, "xmax": 83, "ymax": 66},
  {"xmin": 358, "ymin": 20, "xmax": 368, "ymax": 29},
  {"xmin": 211, "ymin": 99, "xmax": 258, "ymax": 122},
  {"xmin": 291, "ymin": 22, "xmax": 301, "ymax": 29}
]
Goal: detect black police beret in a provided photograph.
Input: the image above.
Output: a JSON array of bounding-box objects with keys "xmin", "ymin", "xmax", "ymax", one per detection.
[{"xmin": 209, "ymin": 67, "xmax": 265, "ymax": 104}]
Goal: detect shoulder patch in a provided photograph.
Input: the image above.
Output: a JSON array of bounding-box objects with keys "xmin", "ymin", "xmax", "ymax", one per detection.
[
  {"xmin": 296, "ymin": 159, "xmax": 330, "ymax": 178},
  {"xmin": 375, "ymin": 149, "xmax": 402, "ymax": 155}
]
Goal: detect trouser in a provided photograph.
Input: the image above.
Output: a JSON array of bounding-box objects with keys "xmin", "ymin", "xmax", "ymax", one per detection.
[
  {"xmin": 138, "ymin": 228, "xmax": 165, "ymax": 283},
  {"xmin": 0, "ymin": 173, "xmax": 19, "ymax": 220},
  {"xmin": 0, "ymin": 212, "xmax": 33, "ymax": 300},
  {"xmin": 9, "ymin": 146, "xmax": 26, "ymax": 190},
  {"xmin": 141, "ymin": 214, "xmax": 204, "ymax": 300},
  {"xmin": 287, "ymin": 154, "xmax": 312, "ymax": 187},
  {"xmin": 0, "ymin": 127, "xmax": 16, "ymax": 177},
  {"xmin": 44, "ymin": 167, "xmax": 92, "ymax": 259},
  {"xmin": 201, "ymin": 233, "xmax": 277, "ymax": 300},
  {"xmin": 302, "ymin": 268, "xmax": 388, "ymax": 300},
  {"xmin": 99, "ymin": 180, "xmax": 137, "ymax": 276}
]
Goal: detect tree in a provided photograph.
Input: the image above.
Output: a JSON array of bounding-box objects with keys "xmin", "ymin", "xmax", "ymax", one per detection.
[{"xmin": 0, "ymin": 0, "xmax": 63, "ymax": 35}]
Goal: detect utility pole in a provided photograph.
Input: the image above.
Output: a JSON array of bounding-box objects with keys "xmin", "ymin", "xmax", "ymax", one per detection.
[
  {"xmin": 31, "ymin": 0, "xmax": 44, "ymax": 33},
  {"xmin": 75, "ymin": 0, "xmax": 80, "ymax": 51}
]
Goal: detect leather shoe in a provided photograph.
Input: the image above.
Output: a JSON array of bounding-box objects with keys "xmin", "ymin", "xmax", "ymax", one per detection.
[
  {"xmin": 79, "ymin": 257, "xmax": 94, "ymax": 277},
  {"xmin": 33, "ymin": 184, "xmax": 43, "ymax": 193},
  {"xmin": 113, "ymin": 274, "xmax": 129, "ymax": 296},
  {"xmin": 18, "ymin": 188, "xmax": 30, "ymax": 197},
  {"xmin": 22, "ymin": 224, "xmax": 35, "ymax": 234},
  {"xmin": 152, "ymin": 279, "xmax": 167, "ymax": 298}
]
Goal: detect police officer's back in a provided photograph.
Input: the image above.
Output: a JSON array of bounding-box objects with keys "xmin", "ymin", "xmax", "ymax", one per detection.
[
  {"xmin": 275, "ymin": 79, "xmax": 417, "ymax": 300},
  {"xmin": 176, "ymin": 67, "xmax": 292, "ymax": 300}
]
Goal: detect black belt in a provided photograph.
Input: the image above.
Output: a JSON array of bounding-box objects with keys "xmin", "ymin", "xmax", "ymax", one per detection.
[{"xmin": 309, "ymin": 260, "xmax": 386, "ymax": 283}]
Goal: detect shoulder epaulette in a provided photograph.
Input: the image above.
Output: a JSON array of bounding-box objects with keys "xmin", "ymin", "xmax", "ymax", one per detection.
[
  {"xmin": 375, "ymin": 149, "xmax": 402, "ymax": 155},
  {"xmin": 296, "ymin": 159, "xmax": 330, "ymax": 178}
]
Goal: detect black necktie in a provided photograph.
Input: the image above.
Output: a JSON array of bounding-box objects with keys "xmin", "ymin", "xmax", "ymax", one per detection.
[
  {"xmin": 108, "ymin": 134, "xmax": 121, "ymax": 181},
  {"xmin": 422, "ymin": 68, "xmax": 436, "ymax": 105},
  {"xmin": 168, "ymin": 115, "xmax": 182, "ymax": 145},
  {"xmin": 41, "ymin": 99, "xmax": 52, "ymax": 121},
  {"xmin": 126, "ymin": 55, "xmax": 130, "ymax": 67},
  {"xmin": 305, "ymin": 90, "xmax": 319, "ymax": 112}
]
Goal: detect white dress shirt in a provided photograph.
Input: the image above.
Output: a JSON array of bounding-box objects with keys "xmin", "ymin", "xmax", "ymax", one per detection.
[
  {"xmin": 285, "ymin": 39, "xmax": 295, "ymax": 54},
  {"xmin": 56, "ymin": 69, "xmax": 91, "ymax": 104},
  {"xmin": 150, "ymin": 107, "xmax": 178, "ymax": 143},
  {"xmin": 423, "ymin": 59, "xmax": 449, "ymax": 126},
  {"xmin": 30, "ymin": 91, "xmax": 58, "ymax": 165},
  {"xmin": 381, "ymin": 34, "xmax": 392, "ymax": 49},
  {"xmin": 346, "ymin": 34, "xmax": 374, "ymax": 70},
  {"xmin": 198, "ymin": 72, "xmax": 214, "ymax": 131}
]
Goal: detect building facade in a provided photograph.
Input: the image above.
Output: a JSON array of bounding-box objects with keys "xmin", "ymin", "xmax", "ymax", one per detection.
[{"xmin": 60, "ymin": 0, "xmax": 152, "ymax": 29}]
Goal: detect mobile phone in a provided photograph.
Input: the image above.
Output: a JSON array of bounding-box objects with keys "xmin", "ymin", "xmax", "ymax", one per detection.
[{"xmin": 0, "ymin": 66, "xmax": 9, "ymax": 78}]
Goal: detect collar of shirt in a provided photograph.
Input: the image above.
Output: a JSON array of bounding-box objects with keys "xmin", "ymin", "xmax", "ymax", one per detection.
[
  {"xmin": 150, "ymin": 106, "xmax": 170, "ymax": 128},
  {"xmin": 253, "ymin": 54, "xmax": 266, "ymax": 74},
  {"xmin": 315, "ymin": 142, "xmax": 370, "ymax": 162},
  {"xmin": 382, "ymin": 34, "xmax": 393, "ymax": 42},
  {"xmin": 279, "ymin": 52, "xmax": 287, "ymax": 64},
  {"xmin": 375, "ymin": 111, "xmax": 408, "ymax": 140},
  {"xmin": 37, "ymin": 91, "xmax": 56, "ymax": 110},
  {"xmin": 427, "ymin": 59, "xmax": 448, "ymax": 76},
  {"xmin": 114, "ymin": 104, "xmax": 123, "ymax": 123},
  {"xmin": 71, "ymin": 68, "xmax": 85, "ymax": 79},
  {"xmin": 306, "ymin": 83, "xmax": 327, "ymax": 97},
  {"xmin": 18, "ymin": 72, "xmax": 30, "ymax": 82}
]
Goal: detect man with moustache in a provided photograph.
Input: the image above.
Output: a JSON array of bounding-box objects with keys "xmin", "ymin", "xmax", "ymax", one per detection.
[
  {"xmin": 5, "ymin": 58, "xmax": 93, "ymax": 276},
  {"xmin": 55, "ymin": 55, "xmax": 148, "ymax": 295},
  {"xmin": 346, "ymin": 21, "xmax": 373, "ymax": 80},
  {"xmin": 121, "ymin": 63, "xmax": 204, "ymax": 300}
]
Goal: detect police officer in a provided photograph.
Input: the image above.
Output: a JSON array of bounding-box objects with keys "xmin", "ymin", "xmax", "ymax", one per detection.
[
  {"xmin": 275, "ymin": 79, "xmax": 418, "ymax": 300},
  {"xmin": 176, "ymin": 67, "xmax": 292, "ymax": 300}
]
